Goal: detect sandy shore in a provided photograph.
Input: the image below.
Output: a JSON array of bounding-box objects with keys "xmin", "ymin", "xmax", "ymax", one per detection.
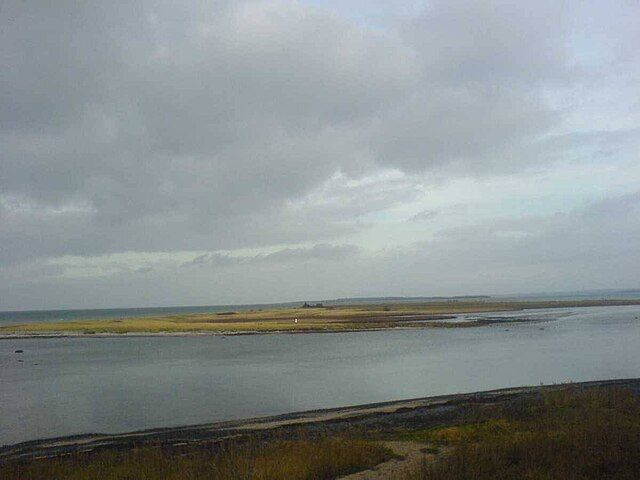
[
  {"xmin": 0, "ymin": 327, "xmax": 419, "ymax": 340},
  {"xmin": 0, "ymin": 323, "xmax": 467, "ymax": 340},
  {"xmin": 2, "ymin": 377, "xmax": 638, "ymax": 463}
]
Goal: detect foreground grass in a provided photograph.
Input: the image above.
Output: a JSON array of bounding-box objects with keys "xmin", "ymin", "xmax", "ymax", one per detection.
[
  {"xmin": 2, "ymin": 299, "xmax": 639, "ymax": 335},
  {"xmin": 1, "ymin": 437, "xmax": 391, "ymax": 480},
  {"xmin": 402, "ymin": 387, "xmax": 640, "ymax": 480},
  {"xmin": 3, "ymin": 385, "xmax": 640, "ymax": 479}
]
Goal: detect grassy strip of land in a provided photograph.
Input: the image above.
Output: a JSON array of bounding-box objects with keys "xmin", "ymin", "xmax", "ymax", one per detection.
[
  {"xmin": 0, "ymin": 437, "xmax": 392, "ymax": 480},
  {"xmin": 401, "ymin": 387, "xmax": 640, "ymax": 479},
  {"xmin": 1, "ymin": 299, "xmax": 639, "ymax": 336},
  {"xmin": 0, "ymin": 300, "xmax": 640, "ymax": 336}
]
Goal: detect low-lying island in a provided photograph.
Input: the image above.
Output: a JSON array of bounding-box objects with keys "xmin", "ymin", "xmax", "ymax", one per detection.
[{"xmin": 2, "ymin": 299, "xmax": 640, "ymax": 337}]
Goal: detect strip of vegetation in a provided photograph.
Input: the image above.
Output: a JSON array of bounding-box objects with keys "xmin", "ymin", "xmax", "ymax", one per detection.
[
  {"xmin": 401, "ymin": 387, "xmax": 640, "ymax": 479},
  {"xmin": 0, "ymin": 436, "xmax": 392, "ymax": 480},
  {"xmin": 2, "ymin": 299, "xmax": 639, "ymax": 336}
]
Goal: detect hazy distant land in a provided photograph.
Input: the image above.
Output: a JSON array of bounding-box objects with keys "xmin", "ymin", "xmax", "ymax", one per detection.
[{"xmin": 2, "ymin": 298, "xmax": 640, "ymax": 337}]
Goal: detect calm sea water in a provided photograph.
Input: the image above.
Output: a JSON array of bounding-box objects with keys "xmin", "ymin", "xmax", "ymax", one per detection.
[{"xmin": 1, "ymin": 305, "xmax": 640, "ymax": 446}]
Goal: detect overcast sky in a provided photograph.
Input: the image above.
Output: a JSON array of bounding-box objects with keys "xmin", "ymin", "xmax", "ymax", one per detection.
[{"xmin": 1, "ymin": 0, "xmax": 639, "ymax": 310}]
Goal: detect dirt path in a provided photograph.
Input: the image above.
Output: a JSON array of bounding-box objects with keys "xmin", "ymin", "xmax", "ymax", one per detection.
[{"xmin": 338, "ymin": 441, "xmax": 435, "ymax": 480}]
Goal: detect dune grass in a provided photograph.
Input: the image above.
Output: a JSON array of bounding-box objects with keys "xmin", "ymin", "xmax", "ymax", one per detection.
[
  {"xmin": 0, "ymin": 436, "xmax": 392, "ymax": 480},
  {"xmin": 2, "ymin": 299, "xmax": 638, "ymax": 335},
  {"xmin": 402, "ymin": 387, "xmax": 640, "ymax": 480}
]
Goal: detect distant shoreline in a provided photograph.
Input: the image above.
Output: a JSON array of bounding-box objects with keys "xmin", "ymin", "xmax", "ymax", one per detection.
[{"xmin": 2, "ymin": 299, "xmax": 640, "ymax": 338}]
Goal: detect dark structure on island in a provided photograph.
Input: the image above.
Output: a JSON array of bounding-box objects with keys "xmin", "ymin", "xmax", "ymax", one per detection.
[{"xmin": 301, "ymin": 302, "xmax": 324, "ymax": 308}]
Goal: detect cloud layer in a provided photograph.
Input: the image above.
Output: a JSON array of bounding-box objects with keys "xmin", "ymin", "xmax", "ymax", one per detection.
[{"xmin": 1, "ymin": 0, "xmax": 639, "ymax": 308}]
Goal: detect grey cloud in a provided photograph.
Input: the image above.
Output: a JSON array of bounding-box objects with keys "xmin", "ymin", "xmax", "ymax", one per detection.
[
  {"xmin": 410, "ymin": 209, "xmax": 437, "ymax": 222},
  {"xmin": 290, "ymin": 171, "xmax": 423, "ymax": 220},
  {"xmin": 5, "ymin": 192, "xmax": 639, "ymax": 310},
  {"xmin": 409, "ymin": 192, "xmax": 640, "ymax": 271},
  {"xmin": 2, "ymin": 192, "xmax": 639, "ymax": 310},
  {"xmin": 187, "ymin": 252, "xmax": 239, "ymax": 268},
  {"xmin": 1, "ymin": 0, "xmax": 415, "ymax": 265},
  {"xmin": 184, "ymin": 243, "xmax": 360, "ymax": 268},
  {"xmin": 1, "ymin": 0, "xmax": 639, "ymax": 308},
  {"xmin": 2, "ymin": 0, "xmax": 416, "ymax": 200},
  {"xmin": 370, "ymin": 0, "xmax": 577, "ymax": 173},
  {"xmin": 262, "ymin": 244, "xmax": 360, "ymax": 262},
  {"xmin": 407, "ymin": 0, "xmax": 571, "ymax": 87},
  {"xmin": 347, "ymin": 192, "xmax": 640, "ymax": 296},
  {"xmin": 374, "ymin": 89, "xmax": 557, "ymax": 172},
  {"xmin": 539, "ymin": 129, "xmax": 640, "ymax": 162}
]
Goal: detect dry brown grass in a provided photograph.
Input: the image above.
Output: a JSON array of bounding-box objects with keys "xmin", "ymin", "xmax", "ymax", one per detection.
[
  {"xmin": 0, "ymin": 437, "xmax": 392, "ymax": 480},
  {"xmin": 402, "ymin": 387, "xmax": 640, "ymax": 480}
]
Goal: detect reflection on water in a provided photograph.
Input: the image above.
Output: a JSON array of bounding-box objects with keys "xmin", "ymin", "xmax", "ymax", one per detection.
[{"xmin": 1, "ymin": 305, "xmax": 640, "ymax": 446}]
